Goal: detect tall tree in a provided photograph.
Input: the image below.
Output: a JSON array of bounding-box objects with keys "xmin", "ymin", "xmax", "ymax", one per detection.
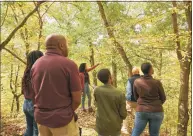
[
  {"xmin": 172, "ymin": 2, "xmax": 192, "ymax": 136},
  {"xmin": 97, "ymin": 2, "xmax": 133, "ymax": 76}
]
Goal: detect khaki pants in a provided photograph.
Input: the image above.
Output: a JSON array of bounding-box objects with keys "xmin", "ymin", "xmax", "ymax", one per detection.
[{"xmin": 37, "ymin": 118, "xmax": 79, "ymax": 136}]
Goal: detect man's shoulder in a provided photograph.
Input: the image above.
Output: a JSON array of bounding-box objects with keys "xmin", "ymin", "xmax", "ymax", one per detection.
[
  {"xmin": 153, "ymin": 78, "xmax": 162, "ymax": 84},
  {"xmin": 95, "ymin": 86, "xmax": 122, "ymax": 94}
]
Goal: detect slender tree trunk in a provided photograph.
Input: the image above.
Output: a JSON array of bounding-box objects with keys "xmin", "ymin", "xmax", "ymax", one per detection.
[
  {"xmin": 14, "ymin": 65, "xmax": 20, "ymax": 113},
  {"xmin": 11, "ymin": 96, "xmax": 15, "ymax": 113},
  {"xmin": 158, "ymin": 50, "xmax": 163, "ymax": 78},
  {"xmin": 97, "ymin": 2, "xmax": 133, "ymax": 76},
  {"xmin": 172, "ymin": 2, "xmax": 192, "ymax": 136},
  {"xmin": 89, "ymin": 43, "xmax": 97, "ymax": 86},
  {"xmin": 112, "ymin": 60, "xmax": 117, "ymax": 87},
  {"xmin": 36, "ymin": 2, "xmax": 54, "ymax": 50},
  {"xmin": 16, "ymin": 96, "xmax": 20, "ymax": 113},
  {"xmin": 177, "ymin": 63, "xmax": 190, "ymax": 136},
  {"xmin": 38, "ymin": 22, "xmax": 43, "ymax": 50},
  {"xmin": 0, "ymin": 45, "xmax": 1, "ymax": 120},
  {"xmin": 111, "ymin": 49, "xmax": 117, "ymax": 87}
]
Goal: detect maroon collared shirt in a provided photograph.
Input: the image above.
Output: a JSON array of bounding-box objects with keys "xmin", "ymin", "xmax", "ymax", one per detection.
[{"xmin": 31, "ymin": 49, "xmax": 81, "ymax": 128}]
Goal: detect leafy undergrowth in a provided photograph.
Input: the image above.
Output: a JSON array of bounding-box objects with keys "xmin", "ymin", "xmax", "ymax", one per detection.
[
  {"xmin": 1, "ymin": 109, "xmax": 168, "ymax": 136},
  {"xmin": 0, "ymin": 108, "xmax": 97, "ymax": 136},
  {"xmin": 1, "ymin": 114, "xmax": 25, "ymax": 136}
]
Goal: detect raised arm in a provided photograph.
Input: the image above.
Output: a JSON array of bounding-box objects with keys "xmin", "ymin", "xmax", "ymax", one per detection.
[{"xmin": 86, "ymin": 63, "xmax": 100, "ymax": 72}]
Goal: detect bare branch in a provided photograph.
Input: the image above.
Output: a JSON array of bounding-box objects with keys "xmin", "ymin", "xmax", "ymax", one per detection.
[
  {"xmin": 1, "ymin": 3, "xmax": 9, "ymax": 27},
  {"xmin": 3, "ymin": 47, "xmax": 26, "ymax": 65},
  {"xmin": 41, "ymin": 2, "xmax": 54, "ymax": 17}
]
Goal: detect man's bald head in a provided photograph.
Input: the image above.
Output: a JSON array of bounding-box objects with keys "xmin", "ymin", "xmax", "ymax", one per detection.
[
  {"xmin": 45, "ymin": 34, "xmax": 68, "ymax": 57},
  {"xmin": 132, "ymin": 67, "xmax": 140, "ymax": 75}
]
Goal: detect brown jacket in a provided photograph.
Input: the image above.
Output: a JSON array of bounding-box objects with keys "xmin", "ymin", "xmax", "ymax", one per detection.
[{"xmin": 133, "ymin": 75, "xmax": 166, "ymax": 112}]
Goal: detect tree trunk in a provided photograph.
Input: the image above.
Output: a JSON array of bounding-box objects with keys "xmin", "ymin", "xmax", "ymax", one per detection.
[
  {"xmin": 0, "ymin": 47, "xmax": 1, "ymax": 119},
  {"xmin": 112, "ymin": 49, "xmax": 117, "ymax": 87},
  {"xmin": 158, "ymin": 50, "xmax": 163, "ymax": 78},
  {"xmin": 172, "ymin": 2, "xmax": 192, "ymax": 136},
  {"xmin": 89, "ymin": 43, "xmax": 97, "ymax": 86},
  {"xmin": 11, "ymin": 96, "xmax": 15, "ymax": 113},
  {"xmin": 97, "ymin": 2, "xmax": 133, "ymax": 76},
  {"xmin": 16, "ymin": 96, "xmax": 20, "ymax": 113},
  {"xmin": 177, "ymin": 63, "xmax": 190, "ymax": 136},
  {"xmin": 37, "ymin": 22, "xmax": 43, "ymax": 50}
]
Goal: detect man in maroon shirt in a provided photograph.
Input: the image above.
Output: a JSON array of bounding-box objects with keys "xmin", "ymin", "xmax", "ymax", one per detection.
[{"xmin": 31, "ymin": 34, "xmax": 82, "ymax": 136}]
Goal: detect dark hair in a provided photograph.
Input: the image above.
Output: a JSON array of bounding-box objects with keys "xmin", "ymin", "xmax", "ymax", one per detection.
[
  {"xmin": 22, "ymin": 50, "xmax": 43, "ymax": 94},
  {"xmin": 79, "ymin": 63, "xmax": 86, "ymax": 73},
  {"xmin": 97, "ymin": 69, "xmax": 111, "ymax": 84},
  {"xmin": 141, "ymin": 62, "xmax": 152, "ymax": 75}
]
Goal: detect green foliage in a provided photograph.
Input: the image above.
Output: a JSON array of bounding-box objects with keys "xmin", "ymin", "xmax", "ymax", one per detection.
[{"xmin": 1, "ymin": 1, "xmax": 191, "ymax": 135}]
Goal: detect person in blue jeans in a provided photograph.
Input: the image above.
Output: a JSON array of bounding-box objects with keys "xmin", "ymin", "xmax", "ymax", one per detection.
[
  {"xmin": 132, "ymin": 62, "xmax": 166, "ymax": 136},
  {"xmin": 79, "ymin": 63, "xmax": 100, "ymax": 112},
  {"xmin": 21, "ymin": 50, "xmax": 43, "ymax": 136}
]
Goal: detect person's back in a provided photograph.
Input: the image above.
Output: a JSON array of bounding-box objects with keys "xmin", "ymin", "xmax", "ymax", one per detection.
[
  {"xmin": 32, "ymin": 51, "xmax": 79, "ymax": 127},
  {"xmin": 31, "ymin": 34, "xmax": 81, "ymax": 136},
  {"xmin": 122, "ymin": 67, "xmax": 140, "ymax": 134},
  {"xmin": 131, "ymin": 62, "xmax": 166, "ymax": 136},
  {"xmin": 94, "ymin": 69, "xmax": 127, "ymax": 136},
  {"xmin": 134, "ymin": 76, "xmax": 165, "ymax": 112}
]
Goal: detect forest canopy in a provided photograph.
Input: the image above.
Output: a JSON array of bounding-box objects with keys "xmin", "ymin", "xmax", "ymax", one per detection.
[{"xmin": 0, "ymin": 1, "xmax": 192, "ymax": 136}]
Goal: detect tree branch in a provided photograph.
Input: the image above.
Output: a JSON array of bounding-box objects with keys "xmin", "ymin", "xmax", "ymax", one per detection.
[
  {"xmin": 42, "ymin": 2, "xmax": 54, "ymax": 18},
  {"xmin": 3, "ymin": 47, "xmax": 26, "ymax": 65},
  {"xmin": 1, "ymin": 3, "xmax": 9, "ymax": 27},
  {"xmin": 0, "ymin": 2, "xmax": 45, "ymax": 51}
]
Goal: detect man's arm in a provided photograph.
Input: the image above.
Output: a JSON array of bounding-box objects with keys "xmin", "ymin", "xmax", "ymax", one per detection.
[
  {"xmin": 126, "ymin": 80, "xmax": 132, "ymax": 101},
  {"xmin": 158, "ymin": 81, "xmax": 166, "ymax": 104},
  {"xmin": 69, "ymin": 62, "xmax": 82, "ymax": 111},
  {"xmin": 71, "ymin": 91, "xmax": 81, "ymax": 111},
  {"xmin": 119, "ymin": 93, "xmax": 127, "ymax": 120}
]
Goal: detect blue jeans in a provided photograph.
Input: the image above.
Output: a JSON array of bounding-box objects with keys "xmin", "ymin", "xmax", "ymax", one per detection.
[
  {"xmin": 23, "ymin": 99, "xmax": 38, "ymax": 136},
  {"xmin": 81, "ymin": 82, "xmax": 91, "ymax": 108},
  {"xmin": 131, "ymin": 112, "xmax": 164, "ymax": 136}
]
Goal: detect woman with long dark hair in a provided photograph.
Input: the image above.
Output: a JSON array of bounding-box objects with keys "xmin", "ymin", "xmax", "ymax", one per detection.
[
  {"xmin": 22, "ymin": 50, "xmax": 43, "ymax": 136},
  {"xmin": 79, "ymin": 63, "xmax": 100, "ymax": 112}
]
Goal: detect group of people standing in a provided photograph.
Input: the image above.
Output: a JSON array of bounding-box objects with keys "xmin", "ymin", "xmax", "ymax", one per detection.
[{"xmin": 21, "ymin": 34, "xmax": 166, "ymax": 136}]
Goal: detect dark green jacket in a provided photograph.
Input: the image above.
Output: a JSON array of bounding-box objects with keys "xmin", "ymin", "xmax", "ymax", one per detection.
[{"xmin": 94, "ymin": 84, "xmax": 127, "ymax": 136}]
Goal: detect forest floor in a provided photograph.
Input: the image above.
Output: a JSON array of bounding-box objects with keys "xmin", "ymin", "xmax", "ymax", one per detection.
[
  {"xmin": 1, "ymin": 108, "xmax": 98, "ymax": 136},
  {"xmin": 1, "ymin": 108, "xmax": 153, "ymax": 136}
]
